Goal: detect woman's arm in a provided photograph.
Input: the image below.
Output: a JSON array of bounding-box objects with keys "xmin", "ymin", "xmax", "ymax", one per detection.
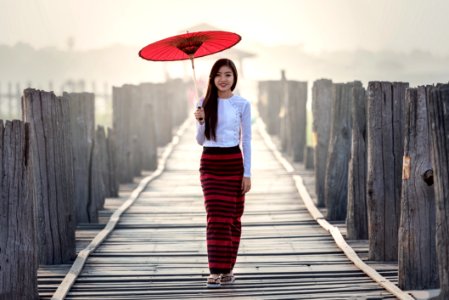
[
  {"xmin": 196, "ymin": 122, "xmax": 206, "ymax": 145},
  {"xmin": 241, "ymin": 101, "xmax": 252, "ymax": 178}
]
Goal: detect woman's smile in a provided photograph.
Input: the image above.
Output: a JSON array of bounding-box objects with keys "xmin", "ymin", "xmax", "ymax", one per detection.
[{"xmin": 215, "ymin": 65, "xmax": 235, "ymax": 97}]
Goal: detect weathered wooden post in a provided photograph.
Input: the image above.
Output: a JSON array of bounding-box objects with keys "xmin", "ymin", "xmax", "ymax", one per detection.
[
  {"xmin": 0, "ymin": 82, "xmax": 3, "ymax": 118},
  {"xmin": 398, "ymin": 86, "xmax": 438, "ymax": 290},
  {"xmin": 312, "ymin": 79, "xmax": 333, "ymax": 207},
  {"xmin": 106, "ymin": 127, "xmax": 119, "ymax": 197},
  {"xmin": 139, "ymin": 83, "xmax": 158, "ymax": 171},
  {"xmin": 22, "ymin": 89, "xmax": 76, "ymax": 264},
  {"xmin": 325, "ymin": 81, "xmax": 361, "ymax": 220},
  {"xmin": 90, "ymin": 125, "xmax": 108, "ymax": 211},
  {"xmin": 285, "ymin": 80, "xmax": 308, "ymax": 162},
  {"xmin": 259, "ymin": 80, "xmax": 283, "ymax": 135},
  {"xmin": 303, "ymin": 145, "xmax": 314, "ymax": 169},
  {"xmin": 0, "ymin": 120, "xmax": 38, "ymax": 300},
  {"xmin": 166, "ymin": 78, "xmax": 188, "ymax": 128},
  {"xmin": 127, "ymin": 84, "xmax": 143, "ymax": 177},
  {"xmin": 347, "ymin": 85, "xmax": 368, "ymax": 239},
  {"xmin": 64, "ymin": 92, "xmax": 96, "ymax": 223},
  {"xmin": 153, "ymin": 83, "xmax": 172, "ymax": 146},
  {"xmin": 113, "ymin": 85, "xmax": 134, "ymax": 183},
  {"xmin": 280, "ymin": 71, "xmax": 289, "ymax": 153},
  {"xmin": 366, "ymin": 81, "xmax": 409, "ymax": 261},
  {"xmin": 15, "ymin": 83, "xmax": 21, "ymax": 117},
  {"xmin": 258, "ymin": 81, "xmax": 269, "ymax": 126},
  {"xmin": 271, "ymin": 80, "xmax": 283, "ymax": 136},
  {"xmin": 428, "ymin": 83, "xmax": 449, "ymax": 300},
  {"xmin": 7, "ymin": 82, "xmax": 14, "ymax": 118}
]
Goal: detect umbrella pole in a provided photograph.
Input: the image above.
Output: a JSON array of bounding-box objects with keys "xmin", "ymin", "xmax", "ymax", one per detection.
[
  {"xmin": 190, "ymin": 56, "xmax": 203, "ymax": 121},
  {"xmin": 189, "ymin": 56, "xmax": 201, "ymax": 105}
]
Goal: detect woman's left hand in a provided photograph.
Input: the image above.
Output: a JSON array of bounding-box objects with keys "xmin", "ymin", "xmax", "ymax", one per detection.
[{"xmin": 241, "ymin": 177, "xmax": 251, "ymax": 194}]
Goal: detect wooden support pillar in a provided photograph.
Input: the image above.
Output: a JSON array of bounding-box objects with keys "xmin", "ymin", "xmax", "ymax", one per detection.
[
  {"xmin": 366, "ymin": 81, "xmax": 409, "ymax": 261},
  {"xmin": 259, "ymin": 80, "xmax": 282, "ymax": 136},
  {"xmin": 280, "ymin": 72, "xmax": 289, "ymax": 153},
  {"xmin": 139, "ymin": 83, "xmax": 158, "ymax": 171},
  {"xmin": 398, "ymin": 86, "xmax": 438, "ymax": 290},
  {"xmin": 303, "ymin": 145, "xmax": 315, "ymax": 170},
  {"xmin": 153, "ymin": 83, "xmax": 172, "ymax": 146},
  {"xmin": 428, "ymin": 83, "xmax": 449, "ymax": 299},
  {"xmin": 347, "ymin": 85, "xmax": 368, "ymax": 239},
  {"xmin": 0, "ymin": 120, "xmax": 38, "ymax": 299},
  {"xmin": 257, "ymin": 81, "xmax": 269, "ymax": 128},
  {"xmin": 325, "ymin": 81, "xmax": 361, "ymax": 220},
  {"xmin": 106, "ymin": 127, "xmax": 119, "ymax": 197},
  {"xmin": 22, "ymin": 89, "xmax": 76, "ymax": 264},
  {"xmin": 312, "ymin": 79, "xmax": 333, "ymax": 207},
  {"xmin": 113, "ymin": 85, "xmax": 134, "ymax": 183},
  {"xmin": 285, "ymin": 80, "xmax": 308, "ymax": 162},
  {"xmin": 127, "ymin": 84, "xmax": 143, "ymax": 177},
  {"xmin": 90, "ymin": 125, "xmax": 108, "ymax": 212},
  {"xmin": 65, "ymin": 92, "xmax": 96, "ymax": 223}
]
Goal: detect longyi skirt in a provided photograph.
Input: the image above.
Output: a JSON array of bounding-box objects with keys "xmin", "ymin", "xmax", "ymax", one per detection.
[{"xmin": 199, "ymin": 145, "xmax": 245, "ymax": 274}]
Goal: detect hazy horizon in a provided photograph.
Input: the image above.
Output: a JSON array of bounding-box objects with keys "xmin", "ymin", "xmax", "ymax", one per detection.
[
  {"xmin": 1, "ymin": 0, "xmax": 449, "ymax": 55},
  {"xmin": 1, "ymin": 0, "xmax": 448, "ymax": 98}
]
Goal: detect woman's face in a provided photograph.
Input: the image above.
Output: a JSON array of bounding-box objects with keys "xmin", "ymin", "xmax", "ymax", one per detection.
[{"xmin": 214, "ymin": 65, "xmax": 235, "ymax": 94}]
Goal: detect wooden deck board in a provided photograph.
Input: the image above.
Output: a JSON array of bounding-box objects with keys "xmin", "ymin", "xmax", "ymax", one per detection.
[{"xmin": 38, "ymin": 124, "xmax": 399, "ymax": 299}]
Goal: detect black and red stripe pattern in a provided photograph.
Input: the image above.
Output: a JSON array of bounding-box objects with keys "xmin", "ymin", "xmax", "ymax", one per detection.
[{"xmin": 200, "ymin": 146, "xmax": 245, "ymax": 274}]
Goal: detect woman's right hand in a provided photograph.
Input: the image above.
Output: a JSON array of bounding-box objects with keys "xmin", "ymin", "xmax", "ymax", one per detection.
[{"xmin": 194, "ymin": 107, "xmax": 205, "ymax": 124}]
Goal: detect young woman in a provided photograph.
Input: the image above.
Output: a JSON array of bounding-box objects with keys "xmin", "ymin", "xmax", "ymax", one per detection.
[{"xmin": 194, "ymin": 58, "xmax": 252, "ymax": 288}]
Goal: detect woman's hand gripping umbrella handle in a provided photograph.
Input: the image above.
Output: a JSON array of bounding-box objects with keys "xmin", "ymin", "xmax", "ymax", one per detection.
[
  {"xmin": 194, "ymin": 104, "xmax": 205, "ymax": 124},
  {"xmin": 196, "ymin": 98, "xmax": 203, "ymax": 122}
]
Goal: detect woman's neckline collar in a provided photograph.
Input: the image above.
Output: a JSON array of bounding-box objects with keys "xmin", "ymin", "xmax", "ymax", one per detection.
[{"xmin": 218, "ymin": 94, "xmax": 234, "ymax": 100}]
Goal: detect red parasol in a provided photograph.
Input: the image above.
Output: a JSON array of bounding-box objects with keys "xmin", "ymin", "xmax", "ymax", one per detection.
[{"xmin": 139, "ymin": 30, "xmax": 241, "ymax": 109}]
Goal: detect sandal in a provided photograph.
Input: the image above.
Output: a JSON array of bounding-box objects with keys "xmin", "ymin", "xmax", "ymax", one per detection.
[
  {"xmin": 206, "ymin": 274, "xmax": 221, "ymax": 288},
  {"xmin": 221, "ymin": 272, "xmax": 235, "ymax": 284}
]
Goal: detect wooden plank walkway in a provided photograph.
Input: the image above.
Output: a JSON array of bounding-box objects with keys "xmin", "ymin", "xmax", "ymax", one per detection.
[{"xmin": 39, "ymin": 121, "xmax": 398, "ymax": 299}]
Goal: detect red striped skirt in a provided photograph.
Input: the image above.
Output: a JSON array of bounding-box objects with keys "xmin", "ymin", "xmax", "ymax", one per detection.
[{"xmin": 200, "ymin": 145, "xmax": 245, "ymax": 274}]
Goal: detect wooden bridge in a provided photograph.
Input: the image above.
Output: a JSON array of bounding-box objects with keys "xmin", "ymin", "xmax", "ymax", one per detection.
[
  {"xmin": 3, "ymin": 80, "xmax": 449, "ymax": 299},
  {"xmin": 37, "ymin": 120, "xmax": 405, "ymax": 299}
]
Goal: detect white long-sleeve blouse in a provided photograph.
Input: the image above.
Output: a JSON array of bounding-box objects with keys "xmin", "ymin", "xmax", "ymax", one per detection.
[{"xmin": 196, "ymin": 95, "xmax": 252, "ymax": 177}]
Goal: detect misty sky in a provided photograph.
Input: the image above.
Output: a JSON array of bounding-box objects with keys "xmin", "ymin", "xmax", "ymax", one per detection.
[{"xmin": 1, "ymin": 0, "xmax": 449, "ymax": 55}]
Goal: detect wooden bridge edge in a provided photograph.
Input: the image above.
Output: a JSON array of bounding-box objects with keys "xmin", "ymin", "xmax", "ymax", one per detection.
[
  {"xmin": 255, "ymin": 118, "xmax": 415, "ymax": 300},
  {"xmin": 50, "ymin": 118, "xmax": 192, "ymax": 300}
]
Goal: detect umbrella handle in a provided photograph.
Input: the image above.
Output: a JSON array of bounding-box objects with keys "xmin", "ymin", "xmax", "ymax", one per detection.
[{"xmin": 196, "ymin": 102, "xmax": 203, "ymax": 122}]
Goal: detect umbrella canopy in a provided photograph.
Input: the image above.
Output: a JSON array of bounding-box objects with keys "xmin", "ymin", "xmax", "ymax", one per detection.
[
  {"xmin": 138, "ymin": 30, "xmax": 241, "ymax": 61},
  {"xmin": 139, "ymin": 30, "xmax": 241, "ymax": 115}
]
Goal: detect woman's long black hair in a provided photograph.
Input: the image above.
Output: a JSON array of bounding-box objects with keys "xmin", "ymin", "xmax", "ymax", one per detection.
[{"xmin": 202, "ymin": 58, "xmax": 238, "ymax": 141}]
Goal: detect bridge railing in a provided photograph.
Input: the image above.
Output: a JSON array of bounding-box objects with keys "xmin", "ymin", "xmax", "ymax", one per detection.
[
  {"xmin": 0, "ymin": 79, "xmax": 188, "ymax": 299},
  {"xmin": 258, "ymin": 76, "xmax": 449, "ymax": 299}
]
